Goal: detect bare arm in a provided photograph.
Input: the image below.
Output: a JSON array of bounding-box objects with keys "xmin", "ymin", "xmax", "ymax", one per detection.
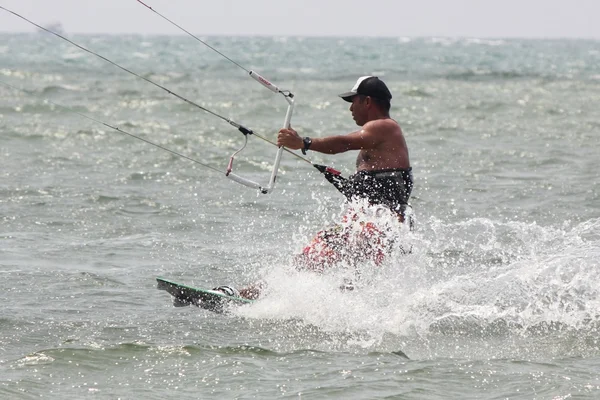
[{"xmin": 277, "ymin": 123, "xmax": 385, "ymax": 154}]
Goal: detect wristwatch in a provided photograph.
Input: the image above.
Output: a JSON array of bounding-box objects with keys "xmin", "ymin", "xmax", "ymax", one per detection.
[{"xmin": 302, "ymin": 137, "xmax": 312, "ymax": 155}]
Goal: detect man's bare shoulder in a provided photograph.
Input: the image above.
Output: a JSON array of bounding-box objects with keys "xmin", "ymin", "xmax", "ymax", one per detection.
[{"xmin": 363, "ymin": 118, "xmax": 403, "ymax": 136}]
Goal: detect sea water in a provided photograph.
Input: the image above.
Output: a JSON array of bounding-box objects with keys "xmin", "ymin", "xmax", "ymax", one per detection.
[{"xmin": 1, "ymin": 33, "xmax": 600, "ymax": 398}]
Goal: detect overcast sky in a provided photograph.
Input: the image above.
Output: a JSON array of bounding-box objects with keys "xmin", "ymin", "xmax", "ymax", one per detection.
[{"xmin": 1, "ymin": 0, "xmax": 599, "ymax": 38}]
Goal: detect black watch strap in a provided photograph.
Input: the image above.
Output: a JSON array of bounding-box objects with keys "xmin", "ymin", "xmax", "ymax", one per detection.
[{"xmin": 301, "ymin": 137, "xmax": 312, "ymax": 155}]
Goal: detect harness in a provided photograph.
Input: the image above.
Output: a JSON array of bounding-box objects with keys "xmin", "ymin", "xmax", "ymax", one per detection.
[{"xmin": 314, "ymin": 165, "xmax": 413, "ymax": 215}]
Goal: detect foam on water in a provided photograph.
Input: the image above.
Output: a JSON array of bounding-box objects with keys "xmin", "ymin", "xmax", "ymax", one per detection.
[{"xmin": 237, "ymin": 210, "xmax": 600, "ymax": 356}]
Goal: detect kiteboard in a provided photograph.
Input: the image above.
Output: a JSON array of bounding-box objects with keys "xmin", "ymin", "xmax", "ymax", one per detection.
[{"xmin": 156, "ymin": 277, "xmax": 254, "ymax": 313}]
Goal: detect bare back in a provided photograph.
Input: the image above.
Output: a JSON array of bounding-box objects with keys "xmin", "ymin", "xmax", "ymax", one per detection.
[{"xmin": 355, "ymin": 118, "xmax": 410, "ymax": 171}]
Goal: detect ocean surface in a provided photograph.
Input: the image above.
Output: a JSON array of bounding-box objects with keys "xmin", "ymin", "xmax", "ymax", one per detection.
[{"xmin": 1, "ymin": 31, "xmax": 600, "ymax": 399}]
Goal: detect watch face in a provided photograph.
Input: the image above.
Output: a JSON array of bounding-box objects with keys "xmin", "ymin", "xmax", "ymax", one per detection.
[{"xmin": 302, "ymin": 137, "xmax": 311, "ymax": 155}]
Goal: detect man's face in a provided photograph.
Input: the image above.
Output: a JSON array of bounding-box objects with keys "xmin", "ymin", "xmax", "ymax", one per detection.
[{"xmin": 349, "ymin": 95, "xmax": 367, "ymax": 126}]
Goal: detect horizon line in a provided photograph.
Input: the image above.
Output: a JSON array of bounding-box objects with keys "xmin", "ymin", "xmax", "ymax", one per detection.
[{"xmin": 0, "ymin": 30, "xmax": 599, "ymax": 41}]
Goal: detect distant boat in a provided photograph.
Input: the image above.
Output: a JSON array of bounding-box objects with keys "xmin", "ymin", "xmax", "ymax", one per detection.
[{"xmin": 37, "ymin": 22, "xmax": 64, "ymax": 34}]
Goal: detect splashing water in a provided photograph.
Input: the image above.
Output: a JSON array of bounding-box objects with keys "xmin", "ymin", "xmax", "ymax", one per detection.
[{"xmin": 236, "ymin": 212, "xmax": 600, "ymax": 358}]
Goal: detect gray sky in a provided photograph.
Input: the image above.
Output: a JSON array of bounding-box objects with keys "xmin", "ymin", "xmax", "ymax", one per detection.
[{"xmin": 1, "ymin": 0, "xmax": 599, "ymax": 38}]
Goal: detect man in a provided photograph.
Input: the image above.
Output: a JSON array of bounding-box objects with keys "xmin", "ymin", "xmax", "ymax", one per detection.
[
  {"xmin": 218, "ymin": 77, "xmax": 414, "ymax": 298},
  {"xmin": 277, "ymin": 76, "xmax": 414, "ymax": 270}
]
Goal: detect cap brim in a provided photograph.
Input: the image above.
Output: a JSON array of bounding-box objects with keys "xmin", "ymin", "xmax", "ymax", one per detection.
[{"xmin": 338, "ymin": 91, "xmax": 357, "ymax": 102}]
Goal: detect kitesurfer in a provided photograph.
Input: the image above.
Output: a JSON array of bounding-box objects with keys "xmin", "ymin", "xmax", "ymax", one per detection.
[
  {"xmin": 277, "ymin": 76, "xmax": 413, "ymax": 270},
  {"xmin": 217, "ymin": 76, "xmax": 414, "ymax": 298}
]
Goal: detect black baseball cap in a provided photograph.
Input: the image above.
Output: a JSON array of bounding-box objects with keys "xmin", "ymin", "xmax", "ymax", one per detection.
[{"xmin": 338, "ymin": 76, "xmax": 392, "ymax": 103}]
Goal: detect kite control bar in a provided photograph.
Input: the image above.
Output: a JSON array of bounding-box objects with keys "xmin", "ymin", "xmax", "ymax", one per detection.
[{"xmin": 225, "ymin": 71, "xmax": 294, "ymax": 194}]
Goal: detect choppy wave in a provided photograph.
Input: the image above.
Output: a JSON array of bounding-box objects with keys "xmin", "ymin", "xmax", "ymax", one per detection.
[
  {"xmin": 442, "ymin": 69, "xmax": 550, "ymax": 81},
  {"xmin": 40, "ymin": 84, "xmax": 84, "ymax": 94}
]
